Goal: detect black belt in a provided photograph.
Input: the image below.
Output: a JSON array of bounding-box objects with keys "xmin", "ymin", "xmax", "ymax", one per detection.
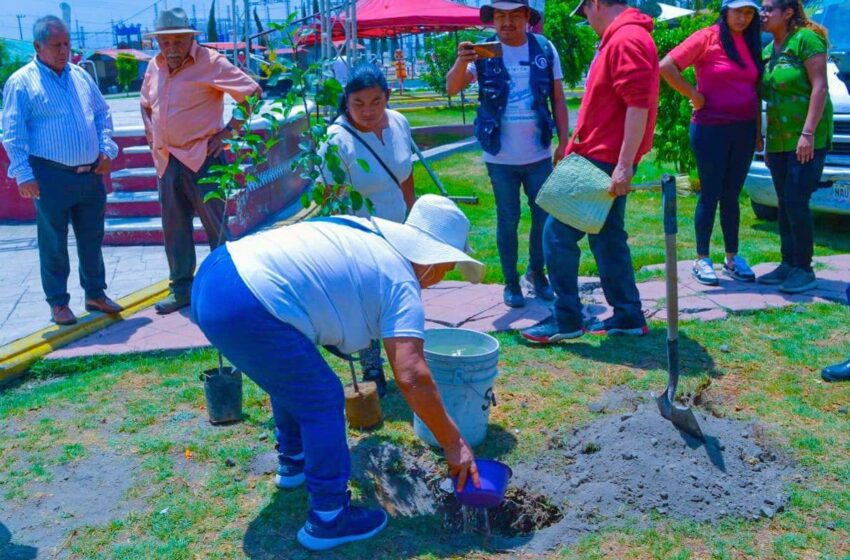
[{"xmin": 29, "ymin": 156, "xmax": 98, "ymax": 174}]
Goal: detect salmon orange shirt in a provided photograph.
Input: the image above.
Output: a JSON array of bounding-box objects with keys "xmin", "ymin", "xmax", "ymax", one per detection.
[{"xmin": 140, "ymin": 42, "xmax": 259, "ymax": 177}]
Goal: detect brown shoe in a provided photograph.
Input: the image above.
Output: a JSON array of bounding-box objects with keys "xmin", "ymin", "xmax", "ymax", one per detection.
[
  {"xmin": 51, "ymin": 305, "xmax": 77, "ymax": 325},
  {"xmin": 85, "ymin": 296, "xmax": 124, "ymax": 314}
]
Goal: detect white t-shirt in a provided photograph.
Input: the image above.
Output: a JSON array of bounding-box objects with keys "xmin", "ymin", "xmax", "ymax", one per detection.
[
  {"xmin": 321, "ymin": 109, "xmax": 413, "ymax": 224},
  {"xmin": 468, "ymin": 37, "xmax": 564, "ymax": 166},
  {"xmin": 226, "ymin": 217, "xmax": 424, "ymax": 355}
]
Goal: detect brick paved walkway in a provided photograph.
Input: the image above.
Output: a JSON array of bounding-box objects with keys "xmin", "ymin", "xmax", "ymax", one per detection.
[{"xmin": 47, "ymin": 255, "xmax": 848, "ymax": 360}]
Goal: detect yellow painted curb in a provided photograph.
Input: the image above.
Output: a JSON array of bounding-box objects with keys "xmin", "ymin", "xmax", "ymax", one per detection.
[{"xmin": 0, "ymin": 280, "xmax": 170, "ymax": 384}]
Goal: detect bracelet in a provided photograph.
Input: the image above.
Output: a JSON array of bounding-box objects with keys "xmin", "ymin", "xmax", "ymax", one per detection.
[{"xmin": 800, "ymin": 131, "xmax": 814, "ymax": 137}]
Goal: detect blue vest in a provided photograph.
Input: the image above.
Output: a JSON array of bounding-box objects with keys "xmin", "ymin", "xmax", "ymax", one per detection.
[{"xmin": 473, "ymin": 33, "xmax": 556, "ymax": 156}]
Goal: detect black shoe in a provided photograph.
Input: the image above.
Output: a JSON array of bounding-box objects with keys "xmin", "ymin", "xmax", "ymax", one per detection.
[
  {"xmin": 362, "ymin": 367, "xmax": 388, "ymax": 398},
  {"xmin": 821, "ymin": 358, "xmax": 850, "ymax": 382},
  {"xmin": 521, "ymin": 271, "xmax": 555, "ymax": 301},
  {"xmin": 503, "ymin": 284, "xmax": 526, "ymax": 308},
  {"xmin": 155, "ymin": 293, "xmax": 191, "ymax": 314}
]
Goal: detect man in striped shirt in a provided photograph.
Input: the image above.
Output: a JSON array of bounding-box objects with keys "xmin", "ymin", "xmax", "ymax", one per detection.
[{"xmin": 2, "ymin": 15, "xmax": 123, "ymax": 326}]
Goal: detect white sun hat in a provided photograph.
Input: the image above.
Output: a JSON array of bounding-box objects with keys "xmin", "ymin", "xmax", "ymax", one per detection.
[{"xmin": 371, "ymin": 194, "xmax": 485, "ymax": 284}]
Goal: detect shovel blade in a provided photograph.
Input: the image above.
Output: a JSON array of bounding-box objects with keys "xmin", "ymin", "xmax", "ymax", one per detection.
[
  {"xmin": 448, "ymin": 195, "xmax": 479, "ymax": 205},
  {"xmin": 656, "ymin": 393, "xmax": 705, "ymax": 441},
  {"xmin": 671, "ymin": 404, "xmax": 705, "ymax": 441}
]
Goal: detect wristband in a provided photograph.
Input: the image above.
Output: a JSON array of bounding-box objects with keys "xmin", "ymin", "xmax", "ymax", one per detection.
[{"xmin": 800, "ymin": 131, "xmax": 814, "ymax": 137}]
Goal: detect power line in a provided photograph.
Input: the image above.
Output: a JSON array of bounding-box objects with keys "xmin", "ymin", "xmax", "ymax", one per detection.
[{"xmin": 16, "ymin": 14, "xmax": 26, "ymax": 40}]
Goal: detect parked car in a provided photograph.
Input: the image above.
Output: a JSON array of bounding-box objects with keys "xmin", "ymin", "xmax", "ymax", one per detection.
[{"xmin": 745, "ymin": 0, "xmax": 850, "ymax": 219}]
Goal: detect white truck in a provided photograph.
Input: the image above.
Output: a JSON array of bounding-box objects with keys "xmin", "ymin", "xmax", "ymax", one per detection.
[{"xmin": 745, "ymin": 0, "xmax": 850, "ymax": 219}]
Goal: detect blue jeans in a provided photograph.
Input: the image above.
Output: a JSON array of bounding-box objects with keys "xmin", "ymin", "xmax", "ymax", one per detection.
[
  {"xmin": 765, "ymin": 148, "xmax": 828, "ymax": 272},
  {"xmin": 485, "ymin": 157, "xmax": 553, "ymax": 286},
  {"xmin": 30, "ymin": 158, "xmax": 107, "ymax": 306},
  {"xmin": 192, "ymin": 246, "xmax": 350, "ymax": 511},
  {"xmin": 690, "ymin": 121, "xmax": 756, "ymax": 256},
  {"xmin": 544, "ymin": 159, "xmax": 644, "ymax": 331}
]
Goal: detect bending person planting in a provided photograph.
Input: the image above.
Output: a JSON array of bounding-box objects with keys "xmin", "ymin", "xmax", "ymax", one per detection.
[{"xmin": 192, "ymin": 194, "xmax": 482, "ymax": 552}]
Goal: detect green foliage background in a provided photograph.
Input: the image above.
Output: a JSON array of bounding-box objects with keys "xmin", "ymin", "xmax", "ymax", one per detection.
[
  {"xmin": 543, "ymin": 0, "xmax": 598, "ymax": 88},
  {"xmin": 115, "ymin": 52, "xmax": 139, "ymax": 94},
  {"xmin": 651, "ymin": 13, "xmax": 716, "ymax": 173},
  {"xmin": 421, "ymin": 31, "xmax": 483, "ymax": 104}
]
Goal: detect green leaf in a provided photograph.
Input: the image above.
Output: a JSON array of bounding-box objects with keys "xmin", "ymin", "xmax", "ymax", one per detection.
[{"xmin": 355, "ymin": 159, "xmax": 370, "ymax": 173}]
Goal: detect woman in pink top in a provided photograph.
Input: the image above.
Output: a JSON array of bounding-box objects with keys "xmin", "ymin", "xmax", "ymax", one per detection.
[{"xmin": 660, "ymin": 0, "xmax": 763, "ymax": 286}]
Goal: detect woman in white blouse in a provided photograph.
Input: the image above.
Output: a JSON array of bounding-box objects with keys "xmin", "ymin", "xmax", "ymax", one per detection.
[{"xmin": 322, "ymin": 63, "xmax": 416, "ymax": 223}]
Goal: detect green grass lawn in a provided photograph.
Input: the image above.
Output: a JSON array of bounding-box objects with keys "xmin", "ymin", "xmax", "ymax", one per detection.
[
  {"xmin": 1, "ymin": 302, "xmax": 848, "ymax": 558},
  {"xmin": 413, "ymin": 151, "xmax": 850, "ymax": 285},
  {"xmin": 398, "ymin": 98, "xmax": 581, "ymax": 129}
]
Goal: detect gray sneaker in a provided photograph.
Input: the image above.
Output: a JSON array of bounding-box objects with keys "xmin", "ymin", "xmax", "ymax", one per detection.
[
  {"xmin": 757, "ymin": 263, "xmax": 793, "ymax": 285},
  {"xmin": 155, "ymin": 293, "xmax": 191, "ymax": 314},
  {"xmin": 779, "ymin": 268, "xmax": 817, "ymax": 294}
]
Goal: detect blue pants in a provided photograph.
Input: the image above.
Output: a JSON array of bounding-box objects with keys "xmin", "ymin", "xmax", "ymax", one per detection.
[
  {"xmin": 30, "ymin": 159, "xmax": 107, "ymax": 307},
  {"xmin": 690, "ymin": 121, "xmax": 756, "ymax": 256},
  {"xmin": 766, "ymin": 148, "xmax": 828, "ymax": 272},
  {"xmin": 544, "ymin": 159, "xmax": 644, "ymax": 332},
  {"xmin": 485, "ymin": 157, "xmax": 553, "ymax": 286},
  {"xmin": 192, "ymin": 246, "xmax": 350, "ymax": 511}
]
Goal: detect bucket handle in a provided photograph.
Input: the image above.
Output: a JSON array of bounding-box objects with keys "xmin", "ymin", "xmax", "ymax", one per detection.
[{"xmin": 452, "ymin": 369, "xmax": 497, "ymax": 411}]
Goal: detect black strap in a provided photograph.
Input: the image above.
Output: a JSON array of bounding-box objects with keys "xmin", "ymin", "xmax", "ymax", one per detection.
[
  {"xmin": 337, "ymin": 122, "xmax": 402, "ymax": 189},
  {"xmin": 307, "ymin": 215, "xmax": 382, "ymax": 237}
]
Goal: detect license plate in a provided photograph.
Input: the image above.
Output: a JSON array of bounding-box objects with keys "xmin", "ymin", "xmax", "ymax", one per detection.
[{"xmin": 834, "ymin": 181, "xmax": 850, "ymax": 202}]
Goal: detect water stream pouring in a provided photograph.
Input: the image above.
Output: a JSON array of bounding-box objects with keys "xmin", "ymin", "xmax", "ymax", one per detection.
[{"xmin": 654, "ymin": 174, "xmax": 705, "ymax": 441}]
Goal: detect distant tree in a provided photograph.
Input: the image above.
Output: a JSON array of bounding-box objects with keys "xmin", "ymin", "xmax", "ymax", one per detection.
[
  {"xmin": 543, "ymin": 0, "xmax": 597, "ymax": 88},
  {"xmin": 0, "ymin": 39, "xmax": 24, "ymax": 92},
  {"xmin": 422, "ymin": 31, "xmax": 482, "ymax": 106},
  {"xmin": 115, "ymin": 52, "xmax": 139, "ymax": 95},
  {"xmin": 207, "ymin": 1, "xmax": 218, "ymax": 42}
]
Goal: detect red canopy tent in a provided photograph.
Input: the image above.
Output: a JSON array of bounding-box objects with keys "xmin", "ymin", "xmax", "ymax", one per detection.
[{"xmin": 350, "ymin": 0, "xmax": 486, "ymax": 38}]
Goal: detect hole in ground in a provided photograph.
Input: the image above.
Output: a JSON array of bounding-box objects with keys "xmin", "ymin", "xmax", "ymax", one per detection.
[{"xmin": 439, "ymin": 487, "xmax": 564, "ymax": 537}]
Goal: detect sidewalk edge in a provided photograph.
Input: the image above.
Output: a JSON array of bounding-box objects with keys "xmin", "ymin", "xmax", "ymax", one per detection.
[{"xmin": 0, "ymin": 280, "xmax": 170, "ymax": 385}]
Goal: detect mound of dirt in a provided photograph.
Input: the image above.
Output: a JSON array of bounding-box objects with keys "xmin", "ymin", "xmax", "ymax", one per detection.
[{"xmin": 511, "ymin": 391, "xmax": 800, "ymax": 552}]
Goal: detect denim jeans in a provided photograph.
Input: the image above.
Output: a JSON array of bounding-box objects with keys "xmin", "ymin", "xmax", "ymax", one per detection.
[
  {"xmin": 30, "ymin": 158, "xmax": 108, "ymax": 306},
  {"xmin": 690, "ymin": 121, "xmax": 756, "ymax": 256},
  {"xmin": 544, "ymin": 159, "xmax": 644, "ymax": 331},
  {"xmin": 765, "ymin": 148, "xmax": 827, "ymax": 272},
  {"xmin": 485, "ymin": 157, "xmax": 552, "ymax": 286},
  {"xmin": 192, "ymin": 246, "xmax": 349, "ymax": 512}
]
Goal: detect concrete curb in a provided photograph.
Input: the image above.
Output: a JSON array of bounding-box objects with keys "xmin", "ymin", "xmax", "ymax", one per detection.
[{"xmin": 0, "ymin": 280, "xmax": 170, "ymax": 385}]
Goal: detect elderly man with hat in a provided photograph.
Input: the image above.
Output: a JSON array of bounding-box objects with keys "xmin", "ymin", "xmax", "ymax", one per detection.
[
  {"xmin": 2, "ymin": 15, "xmax": 123, "ymax": 326},
  {"xmin": 192, "ymin": 194, "xmax": 481, "ymax": 551},
  {"xmin": 140, "ymin": 8, "xmax": 261, "ymax": 315},
  {"xmin": 446, "ymin": 0, "xmax": 569, "ymax": 309}
]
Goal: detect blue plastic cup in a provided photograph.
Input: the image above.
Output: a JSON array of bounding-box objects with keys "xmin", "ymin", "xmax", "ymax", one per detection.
[{"xmin": 453, "ymin": 458, "xmax": 512, "ymax": 508}]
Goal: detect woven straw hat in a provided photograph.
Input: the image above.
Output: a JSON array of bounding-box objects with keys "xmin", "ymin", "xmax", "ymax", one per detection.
[
  {"xmin": 372, "ymin": 194, "xmax": 484, "ymax": 284},
  {"xmin": 146, "ymin": 8, "xmax": 201, "ymax": 36}
]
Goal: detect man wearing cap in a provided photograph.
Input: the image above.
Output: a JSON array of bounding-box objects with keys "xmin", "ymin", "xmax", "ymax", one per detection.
[
  {"xmin": 522, "ymin": 0, "xmax": 659, "ymax": 344},
  {"xmin": 192, "ymin": 194, "xmax": 482, "ymax": 551},
  {"xmin": 140, "ymin": 8, "xmax": 261, "ymax": 315},
  {"xmin": 446, "ymin": 0, "xmax": 569, "ymax": 309},
  {"xmin": 2, "ymin": 15, "xmax": 123, "ymax": 326}
]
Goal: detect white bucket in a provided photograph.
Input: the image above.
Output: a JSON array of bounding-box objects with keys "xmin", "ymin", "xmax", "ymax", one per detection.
[{"xmin": 414, "ymin": 328, "xmax": 500, "ymax": 447}]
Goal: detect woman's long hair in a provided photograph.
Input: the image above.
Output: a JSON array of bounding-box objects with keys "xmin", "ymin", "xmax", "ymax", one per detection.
[
  {"xmin": 717, "ymin": 7, "xmax": 765, "ymax": 78},
  {"xmin": 773, "ymin": 0, "xmax": 829, "ymax": 40},
  {"xmin": 337, "ymin": 63, "xmax": 390, "ymax": 119}
]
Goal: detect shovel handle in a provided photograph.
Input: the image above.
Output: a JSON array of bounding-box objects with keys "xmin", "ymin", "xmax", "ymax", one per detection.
[{"xmin": 662, "ymin": 174, "xmax": 680, "ymax": 395}]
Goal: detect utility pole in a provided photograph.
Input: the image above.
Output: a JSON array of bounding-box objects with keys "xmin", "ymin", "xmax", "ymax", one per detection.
[
  {"xmin": 243, "ymin": 0, "xmax": 250, "ymax": 72},
  {"xmin": 16, "ymin": 14, "xmax": 25, "ymax": 40},
  {"xmin": 265, "ymin": 1, "xmax": 271, "ymax": 26},
  {"xmin": 192, "ymin": 4, "xmax": 198, "ymax": 27},
  {"xmin": 229, "ymin": 0, "xmax": 237, "ymax": 63}
]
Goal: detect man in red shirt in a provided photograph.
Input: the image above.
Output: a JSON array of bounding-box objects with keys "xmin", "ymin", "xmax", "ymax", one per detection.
[{"xmin": 522, "ymin": 0, "xmax": 659, "ymax": 344}]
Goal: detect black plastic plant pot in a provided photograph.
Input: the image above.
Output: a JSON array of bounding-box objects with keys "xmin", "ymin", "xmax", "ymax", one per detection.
[{"xmin": 200, "ymin": 367, "xmax": 243, "ymax": 425}]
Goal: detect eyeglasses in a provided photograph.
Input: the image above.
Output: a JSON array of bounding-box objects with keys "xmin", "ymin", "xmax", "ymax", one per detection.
[{"xmin": 760, "ymin": 5, "xmax": 779, "ymax": 13}]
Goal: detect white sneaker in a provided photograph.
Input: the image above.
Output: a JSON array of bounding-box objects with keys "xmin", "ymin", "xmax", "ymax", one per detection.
[{"xmin": 691, "ymin": 258, "xmax": 719, "ymax": 286}]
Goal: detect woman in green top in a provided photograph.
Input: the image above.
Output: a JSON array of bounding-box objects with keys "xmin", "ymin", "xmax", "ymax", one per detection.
[{"xmin": 758, "ymin": 0, "xmax": 832, "ymax": 294}]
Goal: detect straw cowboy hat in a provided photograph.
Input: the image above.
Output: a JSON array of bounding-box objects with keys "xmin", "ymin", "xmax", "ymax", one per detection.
[
  {"xmin": 371, "ymin": 194, "xmax": 484, "ymax": 284},
  {"xmin": 146, "ymin": 8, "xmax": 201, "ymax": 36},
  {"xmin": 480, "ymin": 0, "xmax": 542, "ymax": 26}
]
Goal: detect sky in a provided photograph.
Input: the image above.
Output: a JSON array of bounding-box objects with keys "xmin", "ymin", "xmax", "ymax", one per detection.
[{"xmin": 0, "ymin": 0, "xmax": 544, "ymax": 50}]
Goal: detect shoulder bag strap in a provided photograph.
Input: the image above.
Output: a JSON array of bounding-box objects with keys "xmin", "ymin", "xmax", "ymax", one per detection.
[{"xmin": 337, "ymin": 122, "xmax": 402, "ymax": 189}]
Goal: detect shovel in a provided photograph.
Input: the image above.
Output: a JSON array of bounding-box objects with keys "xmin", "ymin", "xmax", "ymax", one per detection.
[
  {"xmin": 655, "ymin": 174, "xmax": 704, "ymax": 442},
  {"xmin": 410, "ymin": 138, "xmax": 479, "ymax": 205}
]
